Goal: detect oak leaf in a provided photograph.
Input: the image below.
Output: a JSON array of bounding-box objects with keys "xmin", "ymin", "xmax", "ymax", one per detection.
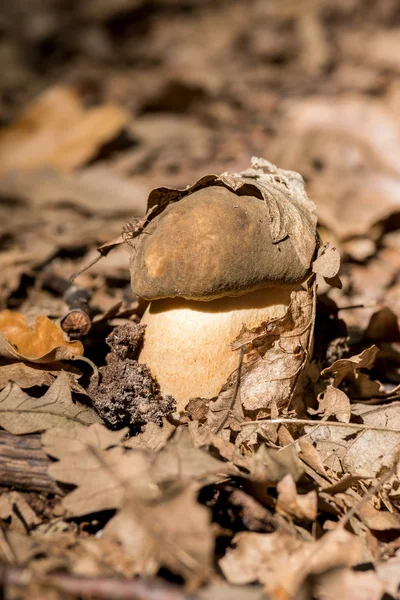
[
  {"xmin": 43, "ymin": 424, "xmax": 152, "ymax": 516},
  {"xmin": 0, "ymin": 372, "xmax": 100, "ymax": 434},
  {"xmin": 104, "ymin": 486, "xmax": 213, "ymax": 581}
]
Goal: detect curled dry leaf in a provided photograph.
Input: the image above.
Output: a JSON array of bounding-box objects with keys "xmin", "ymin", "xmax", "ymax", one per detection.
[
  {"xmin": 321, "ymin": 345, "xmax": 379, "ymax": 386},
  {"xmin": 0, "ymin": 372, "xmax": 100, "ymax": 434},
  {"xmin": 249, "ymin": 444, "xmax": 304, "ymax": 488},
  {"xmin": 311, "ymin": 384, "xmax": 351, "ymax": 423},
  {"xmin": 233, "ymin": 288, "xmax": 315, "ymax": 413},
  {"xmin": 0, "ymin": 361, "xmax": 84, "ymax": 393},
  {"xmin": 276, "ymin": 473, "xmax": 318, "ymax": 521},
  {"xmin": 0, "ymin": 85, "xmax": 129, "ymax": 174},
  {"xmin": 204, "ymin": 287, "xmax": 315, "ymax": 434},
  {"xmin": 150, "ymin": 428, "xmax": 239, "ymax": 488},
  {"xmin": 0, "ymin": 310, "xmax": 83, "ymax": 363},
  {"xmin": 125, "ymin": 419, "xmax": 176, "ymax": 451}
]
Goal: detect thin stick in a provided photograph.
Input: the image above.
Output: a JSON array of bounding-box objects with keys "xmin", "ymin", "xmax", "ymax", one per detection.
[
  {"xmin": 215, "ymin": 345, "xmax": 246, "ymax": 433},
  {"xmin": 338, "ymin": 303, "xmax": 376, "ymax": 311},
  {"xmin": 239, "ymin": 418, "xmax": 400, "ymax": 434},
  {"xmin": 69, "ymin": 253, "xmax": 104, "ymax": 283}
]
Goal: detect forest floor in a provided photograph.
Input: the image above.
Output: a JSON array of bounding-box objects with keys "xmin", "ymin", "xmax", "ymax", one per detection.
[{"xmin": 1, "ymin": 1, "xmax": 400, "ymax": 599}]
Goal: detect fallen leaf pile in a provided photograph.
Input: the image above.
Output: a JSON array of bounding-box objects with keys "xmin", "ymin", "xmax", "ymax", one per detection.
[{"xmin": 1, "ymin": 1, "xmax": 400, "ymax": 599}]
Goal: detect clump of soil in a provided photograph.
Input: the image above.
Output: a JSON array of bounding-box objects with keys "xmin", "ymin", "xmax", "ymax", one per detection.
[{"xmin": 89, "ymin": 322, "xmax": 175, "ymax": 430}]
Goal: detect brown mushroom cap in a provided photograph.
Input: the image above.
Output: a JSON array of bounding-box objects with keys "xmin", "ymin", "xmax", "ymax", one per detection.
[{"xmin": 131, "ymin": 186, "xmax": 317, "ymax": 301}]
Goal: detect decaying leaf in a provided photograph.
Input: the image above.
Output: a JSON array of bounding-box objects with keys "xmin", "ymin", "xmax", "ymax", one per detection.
[
  {"xmin": 201, "ymin": 286, "xmax": 317, "ymax": 434},
  {"xmin": 44, "ymin": 424, "xmax": 214, "ymax": 581},
  {"xmin": 0, "ymin": 85, "xmax": 128, "ymax": 174},
  {"xmin": 0, "ymin": 310, "xmax": 83, "ymax": 363},
  {"xmin": 0, "ymin": 372, "xmax": 100, "ymax": 434},
  {"xmin": 249, "ymin": 444, "xmax": 304, "ymax": 487}
]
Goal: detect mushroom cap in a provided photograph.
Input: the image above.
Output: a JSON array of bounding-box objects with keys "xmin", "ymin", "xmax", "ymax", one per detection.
[{"xmin": 131, "ymin": 186, "xmax": 317, "ymax": 301}]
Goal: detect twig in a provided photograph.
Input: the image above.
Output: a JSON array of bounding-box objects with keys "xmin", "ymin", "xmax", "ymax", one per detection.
[
  {"xmin": 0, "ymin": 566, "xmax": 194, "ymax": 600},
  {"xmin": 338, "ymin": 303, "xmax": 376, "ymax": 311},
  {"xmin": 239, "ymin": 418, "xmax": 400, "ymax": 434},
  {"xmin": 215, "ymin": 345, "xmax": 245, "ymax": 433}
]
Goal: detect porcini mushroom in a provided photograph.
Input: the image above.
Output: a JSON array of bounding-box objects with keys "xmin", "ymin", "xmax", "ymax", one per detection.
[{"xmin": 130, "ymin": 159, "xmax": 319, "ymax": 412}]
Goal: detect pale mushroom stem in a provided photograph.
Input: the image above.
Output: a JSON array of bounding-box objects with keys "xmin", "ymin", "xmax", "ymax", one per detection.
[{"xmin": 138, "ymin": 286, "xmax": 297, "ymax": 411}]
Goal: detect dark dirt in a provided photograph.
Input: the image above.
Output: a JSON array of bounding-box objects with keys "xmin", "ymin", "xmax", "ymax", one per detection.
[{"xmin": 89, "ymin": 322, "xmax": 175, "ymax": 429}]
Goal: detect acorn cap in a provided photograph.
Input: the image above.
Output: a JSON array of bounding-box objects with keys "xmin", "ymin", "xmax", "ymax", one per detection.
[{"xmin": 131, "ymin": 185, "xmax": 317, "ymax": 301}]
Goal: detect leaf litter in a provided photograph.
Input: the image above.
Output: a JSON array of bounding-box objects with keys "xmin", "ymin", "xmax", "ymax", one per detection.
[{"xmin": 0, "ymin": 2, "xmax": 400, "ymax": 599}]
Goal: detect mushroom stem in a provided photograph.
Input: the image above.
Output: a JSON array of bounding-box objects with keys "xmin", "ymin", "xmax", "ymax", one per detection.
[{"xmin": 138, "ymin": 286, "xmax": 298, "ymax": 411}]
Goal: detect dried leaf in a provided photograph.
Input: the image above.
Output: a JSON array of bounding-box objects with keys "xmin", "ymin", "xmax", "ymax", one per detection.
[
  {"xmin": 298, "ymin": 438, "xmax": 329, "ymax": 477},
  {"xmin": 0, "ymin": 85, "xmax": 128, "ymax": 174},
  {"xmin": 276, "ymin": 474, "xmax": 317, "ymax": 521},
  {"xmin": 0, "ymin": 361, "xmax": 84, "ymax": 393},
  {"xmin": 0, "ymin": 310, "xmax": 83, "ymax": 363},
  {"xmin": 315, "ymin": 567, "xmax": 384, "ymax": 600},
  {"xmin": 249, "ymin": 444, "xmax": 304, "ymax": 486},
  {"xmin": 0, "ymin": 372, "xmax": 100, "ymax": 434},
  {"xmin": 42, "ymin": 424, "xmax": 150, "ymax": 517},
  {"xmin": 321, "ymin": 345, "xmax": 379, "ymax": 386},
  {"xmin": 104, "ymin": 485, "xmax": 213, "ymax": 581},
  {"xmin": 0, "ymin": 491, "xmax": 41, "ymax": 532},
  {"xmin": 231, "ymin": 288, "xmax": 315, "ymax": 413},
  {"xmin": 356, "ymin": 499, "xmax": 400, "ymax": 531},
  {"xmin": 312, "ymin": 242, "xmax": 341, "ymax": 278},
  {"xmin": 220, "ymin": 528, "xmax": 362, "ymax": 597},
  {"xmin": 125, "ymin": 419, "xmax": 176, "ymax": 451},
  {"xmin": 311, "ymin": 385, "xmax": 351, "ymax": 423},
  {"xmin": 150, "ymin": 428, "xmax": 239, "ymax": 488},
  {"xmin": 306, "ymin": 404, "xmax": 400, "ymax": 478}
]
